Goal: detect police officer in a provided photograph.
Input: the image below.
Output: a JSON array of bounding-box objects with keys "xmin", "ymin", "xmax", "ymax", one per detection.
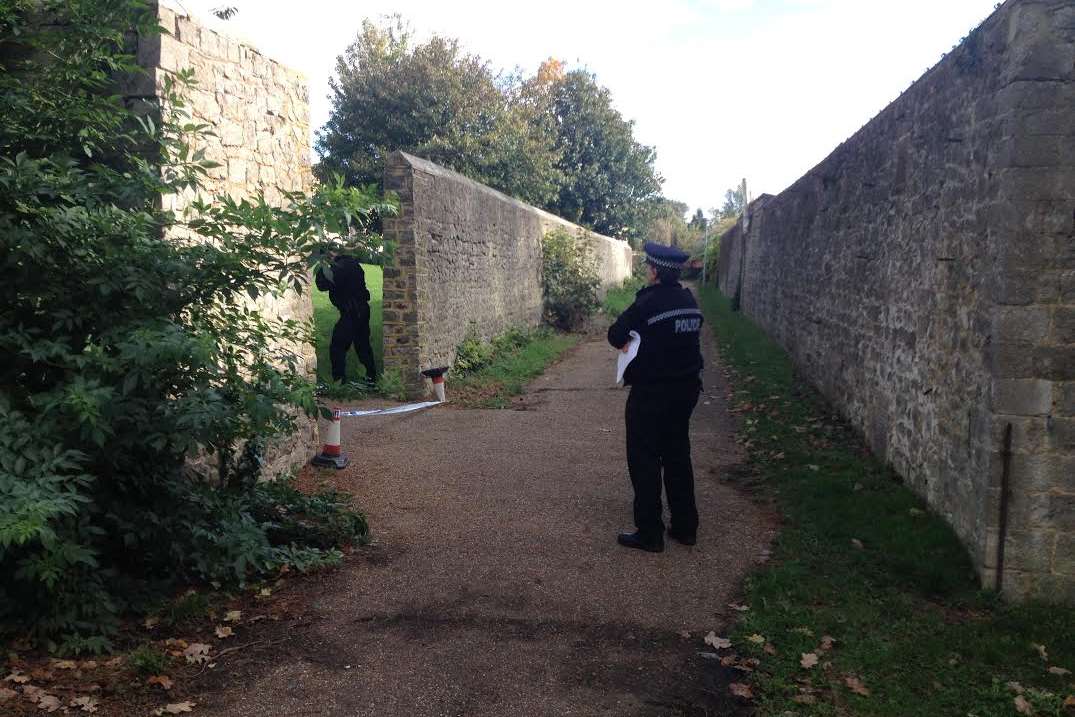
[
  {"xmin": 315, "ymin": 254, "xmax": 378, "ymax": 385},
  {"xmin": 607, "ymin": 242, "xmax": 704, "ymax": 552}
]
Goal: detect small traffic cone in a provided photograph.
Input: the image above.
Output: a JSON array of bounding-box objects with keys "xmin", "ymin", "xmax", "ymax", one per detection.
[
  {"xmin": 311, "ymin": 409, "xmax": 349, "ymax": 469},
  {"xmin": 421, "ymin": 366, "xmax": 449, "ymax": 402}
]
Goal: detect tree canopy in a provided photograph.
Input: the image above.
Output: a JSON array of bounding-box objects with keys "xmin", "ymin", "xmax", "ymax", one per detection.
[{"xmin": 316, "ymin": 18, "xmax": 561, "ymax": 207}]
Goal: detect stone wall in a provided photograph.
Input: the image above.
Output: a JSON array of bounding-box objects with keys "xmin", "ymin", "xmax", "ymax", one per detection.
[
  {"xmin": 382, "ymin": 152, "xmax": 633, "ymax": 394},
  {"xmin": 716, "ymin": 0, "xmax": 1074, "ymax": 601},
  {"xmin": 137, "ymin": 3, "xmax": 319, "ymax": 477}
]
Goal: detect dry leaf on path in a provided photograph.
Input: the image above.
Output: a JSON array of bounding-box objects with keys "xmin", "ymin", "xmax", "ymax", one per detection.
[
  {"xmin": 747, "ymin": 634, "xmax": 766, "ymax": 645},
  {"xmin": 37, "ymin": 693, "xmax": 62, "ymax": 712},
  {"xmin": 820, "ymin": 635, "xmax": 836, "ymax": 651},
  {"xmin": 147, "ymin": 675, "xmax": 174, "ymax": 690},
  {"xmin": 5, "ymin": 671, "xmax": 30, "ymax": 684},
  {"xmin": 53, "ymin": 660, "xmax": 77, "ymax": 670},
  {"xmin": 0, "ymin": 687, "xmax": 16, "ymax": 702},
  {"xmin": 729, "ymin": 683, "xmax": 754, "ymax": 699},
  {"xmin": 144, "ymin": 617, "xmax": 160, "ymax": 629},
  {"xmin": 183, "ymin": 643, "xmax": 211, "ymax": 665},
  {"xmin": 223, "ymin": 610, "xmax": 242, "ymax": 623},
  {"xmin": 214, "ymin": 626, "xmax": 233, "ymax": 639},
  {"xmin": 70, "ymin": 695, "xmax": 99, "ymax": 713},
  {"xmin": 844, "ymin": 675, "xmax": 871, "ymax": 697},
  {"xmin": 1033, "ymin": 643, "xmax": 1048, "ymax": 661},
  {"xmin": 1048, "ymin": 666, "xmax": 1071, "ymax": 676},
  {"xmin": 800, "ymin": 653, "xmax": 819, "ymax": 669},
  {"xmin": 1063, "ymin": 695, "xmax": 1075, "ymax": 708},
  {"xmin": 104, "ymin": 657, "xmax": 124, "ymax": 668},
  {"xmin": 1014, "ymin": 695, "xmax": 1033, "ymax": 715},
  {"xmin": 153, "ymin": 702, "xmax": 196, "ymax": 715},
  {"xmin": 704, "ymin": 632, "xmax": 732, "ymax": 650}
]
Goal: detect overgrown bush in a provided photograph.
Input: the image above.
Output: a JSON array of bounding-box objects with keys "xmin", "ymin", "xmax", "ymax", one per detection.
[
  {"xmin": 0, "ymin": 0, "xmax": 391, "ymax": 652},
  {"xmin": 454, "ymin": 326, "xmax": 538, "ymax": 375},
  {"xmin": 541, "ymin": 228, "xmax": 600, "ymax": 330}
]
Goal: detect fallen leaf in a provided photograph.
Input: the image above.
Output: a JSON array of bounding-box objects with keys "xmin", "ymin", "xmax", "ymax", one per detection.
[
  {"xmin": 1008, "ymin": 682, "xmax": 1026, "ymax": 694},
  {"xmin": 257, "ymin": 588, "xmax": 271, "ymax": 597},
  {"xmin": 853, "ymin": 482, "xmax": 864, "ymax": 491},
  {"xmin": 801, "ymin": 653, "xmax": 819, "ymax": 669},
  {"xmin": 793, "ymin": 693, "xmax": 817, "ymax": 704},
  {"xmin": 1063, "ymin": 695, "xmax": 1075, "ymax": 708},
  {"xmin": 147, "ymin": 675, "xmax": 174, "ymax": 690},
  {"xmin": 80, "ymin": 661, "xmax": 98, "ymax": 670},
  {"xmin": 30, "ymin": 668, "xmax": 54, "ymax": 681},
  {"xmin": 844, "ymin": 675, "xmax": 871, "ymax": 696},
  {"xmin": 851, "ymin": 538, "xmax": 864, "ymax": 550},
  {"xmin": 729, "ymin": 683, "xmax": 754, "ymax": 699},
  {"xmin": 792, "ymin": 627, "xmax": 814, "ymax": 637},
  {"xmin": 820, "ymin": 635, "xmax": 836, "ymax": 651},
  {"xmin": 153, "ymin": 702, "xmax": 196, "ymax": 715},
  {"xmin": 104, "ymin": 657, "xmax": 124, "ymax": 668},
  {"xmin": 5, "ymin": 672, "xmax": 30, "ymax": 684},
  {"xmin": 182, "ymin": 643, "xmax": 211, "ymax": 665},
  {"xmin": 747, "ymin": 634, "xmax": 766, "ymax": 645},
  {"xmin": 763, "ymin": 643, "xmax": 777, "ymax": 655},
  {"xmin": 70, "ymin": 695, "xmax": 98, "ymax": 713},
  {"xmin": 163, "ymin": 639, "xmax": 188, "ymax": 649},
  {"xmin": 53, "ymin": 660, "xmax": 78, "ymax": 670},
  {"xmin": 0, "ymin": 687, "xmax": 16, "ymax": 702},
  {"xmin": 37, "ymin": 694, "xmax": 62, "ymax": 712},
  {"xmin": 704, "ymin": 632, "xmax": 732, "ymax": 650},
  {"xmin": 1014, "ymin": 695, "xmax": 1033, "ymax": 715},
  {"xmin": 214, "ymin": 626, "xmax": 233, "ymax": 639},
  {"xmin": 727, "ymin": 603, "xmax": 749, "ymax": 612},
  {"xmin": 223, "ymin": 611, "xmax": 242, "ymax": 623},
  {"xmin": 807, "ymin": 464, "xmax": 820, "ymax": 471},
  {"xmin": 23, "ymin": 685, "xmax": 44, "ymax": 700},
  {"xmin": 144, "ymin": 617, "xmax": 160, "ymax": 629},
  {"xmin": 1033, "ymin": 643, "xmax": 1048, "ymax": 661},
  {"xmin": 1049, "ymin": 666, "xmax": 1071, "ymax": 677},
  {"xmin": 719, "ymin": 656, "xmax": 737, "ymax": 667}
]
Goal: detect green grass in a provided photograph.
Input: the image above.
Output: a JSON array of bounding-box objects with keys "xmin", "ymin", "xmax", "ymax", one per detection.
[
  {"xmin": 602, "ymin": 277, "xmax": 644, "ymax": 316},
  {"xmin": 452, "ymin": 328, "xmax": 579, "ymax": 408},
  {"xmin": 312, "ymin": 263, "xmax": 383, "ymax": 386},
  {"xmin": 697, "ymin": 286, "xmax": 1075, "ymax": 716}
]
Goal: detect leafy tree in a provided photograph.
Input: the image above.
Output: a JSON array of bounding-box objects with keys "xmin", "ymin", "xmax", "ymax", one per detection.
[
  {"xmin": 316, "ymin": 17, "xmax": 561, "ymax": 206},
  {"xmin": 0, "ymin": 0, "xmax": 392, "ymax": 651},
  {"xmin": 541, "ymin": 228, "xmax": 600, "ymax": 331},
  {"xmin": 688, "ymin": 208, "xmax": 707, "ymax": 233},
  {"xmin": 525, "ymin": 63, "xmax": 663, "ymax": 240},
  {"xmin": 718, "ymin": 184, "xmax": 747, "ymax": 220}
]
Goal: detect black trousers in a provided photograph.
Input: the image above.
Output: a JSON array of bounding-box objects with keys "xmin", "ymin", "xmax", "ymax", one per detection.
[
  {"xmin": 625, "ymin": 379, "xmax": 701, "ymax": 541},
  {"xmin": 329, "ymin": 307, "xmax": 377, "ymax": 382}
]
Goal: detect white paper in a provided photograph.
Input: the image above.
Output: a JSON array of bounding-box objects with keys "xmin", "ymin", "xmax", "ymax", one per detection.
[{"xmin": 616, "ymin": 331, "xmax": 641, "ymax": 384}]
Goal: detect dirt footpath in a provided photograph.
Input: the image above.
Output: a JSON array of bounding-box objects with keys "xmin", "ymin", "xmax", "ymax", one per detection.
[{"xmin": 195, "ymin": 328, "xmax": 773, "ymax": 716}]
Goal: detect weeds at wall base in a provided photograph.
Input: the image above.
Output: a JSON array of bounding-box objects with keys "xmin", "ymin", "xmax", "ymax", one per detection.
[{"xmin": 697, "ymin": 286, "xmax": 1075, "ymax": 716}]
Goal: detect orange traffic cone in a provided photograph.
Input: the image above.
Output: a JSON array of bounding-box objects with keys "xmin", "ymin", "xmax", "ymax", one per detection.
[{"xmin": 311, "ymin": 409, "xmax": 348, "ymax": 469}]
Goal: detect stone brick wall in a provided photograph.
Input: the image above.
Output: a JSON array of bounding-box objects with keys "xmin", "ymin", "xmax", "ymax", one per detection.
[
  {"xmin": 382, "ymin": 152, "xmax": 633, "ymax": 395},
  {"xmin": 137, "ymin": 3, "xmax": 318, "ymax": 478},
  {"xmin": 716, "ymin": 0, "xmax": 1074, "ymax": 601}
]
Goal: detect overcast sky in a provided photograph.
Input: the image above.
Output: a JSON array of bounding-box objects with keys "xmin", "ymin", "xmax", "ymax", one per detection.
[{"xmin": 169, "ymin": 0, "xmax": 1000, "ymax": 215}]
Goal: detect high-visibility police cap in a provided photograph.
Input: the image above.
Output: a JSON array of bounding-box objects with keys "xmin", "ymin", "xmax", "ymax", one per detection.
[{"xmin": 643, "ymin": 241, "xmax": 689, "ymax": 269}]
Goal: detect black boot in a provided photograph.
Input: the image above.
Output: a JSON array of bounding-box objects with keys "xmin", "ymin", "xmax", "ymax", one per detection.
[
  {"xmin": 667, "ymin": 528, "xmax": 697, "ymax": 546},
  {"xmin": 617, "ymin": 531, "xmax": 664, "ymax": 553}
]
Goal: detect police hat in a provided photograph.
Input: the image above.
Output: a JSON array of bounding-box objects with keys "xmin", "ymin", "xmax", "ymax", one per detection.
[{"xmin": 643, "ymin": 241, "xmax": 689, "ymax": 270}]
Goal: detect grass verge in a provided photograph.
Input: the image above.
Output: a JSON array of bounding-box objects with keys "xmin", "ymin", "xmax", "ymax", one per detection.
[
  {"xmin": 602, "ymin": 277, "xmax": 644, "ymax": 317},
  {"xmin": 697, "ymin": 285, "xmax": 1075, "ymax": 716},
  {"xmin": 452, "ymin": 328, "xmax": 580, "ymax": 408},
  {"xmin": 312, "ymin": 263, "xmax": 383, "ymax": 388}
]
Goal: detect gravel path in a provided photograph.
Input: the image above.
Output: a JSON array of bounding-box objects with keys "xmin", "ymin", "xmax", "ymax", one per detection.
[{"xmin": 195, "ymin": 326, "xmax": 774, "ymax": 716}]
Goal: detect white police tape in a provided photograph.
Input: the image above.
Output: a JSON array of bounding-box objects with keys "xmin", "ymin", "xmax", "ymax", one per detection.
[{"xmin": 335, "ymin": 400, "xmax": 442, "ymax": 418}]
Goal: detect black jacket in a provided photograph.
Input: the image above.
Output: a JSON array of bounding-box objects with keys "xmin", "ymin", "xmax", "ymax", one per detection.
[
  {"xmin": 607, "ymin": 281, "xmax": 704, "ymax": 385},
  {"xmin": 315, "ymin": 255, "xmax": 370, "ymax": 314}
]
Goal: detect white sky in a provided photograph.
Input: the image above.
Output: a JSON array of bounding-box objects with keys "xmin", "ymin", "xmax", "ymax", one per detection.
[{"xmin": 169, "ymin": 0, "xmax": 1000, "ymax": 215}]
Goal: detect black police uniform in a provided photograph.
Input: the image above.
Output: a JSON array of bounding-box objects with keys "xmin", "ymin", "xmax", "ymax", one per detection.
[
  {"xmin": 607, "ymin": 265, "xmax": 704, "ymax": 550},
  {"xmin": 315, "ymin": 255, "xmax": 378, "ymax": 383}
]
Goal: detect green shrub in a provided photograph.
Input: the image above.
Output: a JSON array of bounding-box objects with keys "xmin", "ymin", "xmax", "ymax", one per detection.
[
  {"xmin": 454, "ymin": 326, "xmax": 497, "ymax": 374},
  {"xmin": 541, "ymin": 228, "xmax": 600, "ymax": 330},
  {"xmin": 0, "ymin": 0, "xmax": 390, "ymax": 653}
]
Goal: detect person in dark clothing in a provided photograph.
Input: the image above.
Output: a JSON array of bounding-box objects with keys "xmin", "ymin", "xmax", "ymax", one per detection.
[
  {"xmin": 315, "ymin": 254, "xmax": 378, "ymax": 384},
  {"xmin": 607, "ymin": 242, "xmax": 704, "ymax": 553}
]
